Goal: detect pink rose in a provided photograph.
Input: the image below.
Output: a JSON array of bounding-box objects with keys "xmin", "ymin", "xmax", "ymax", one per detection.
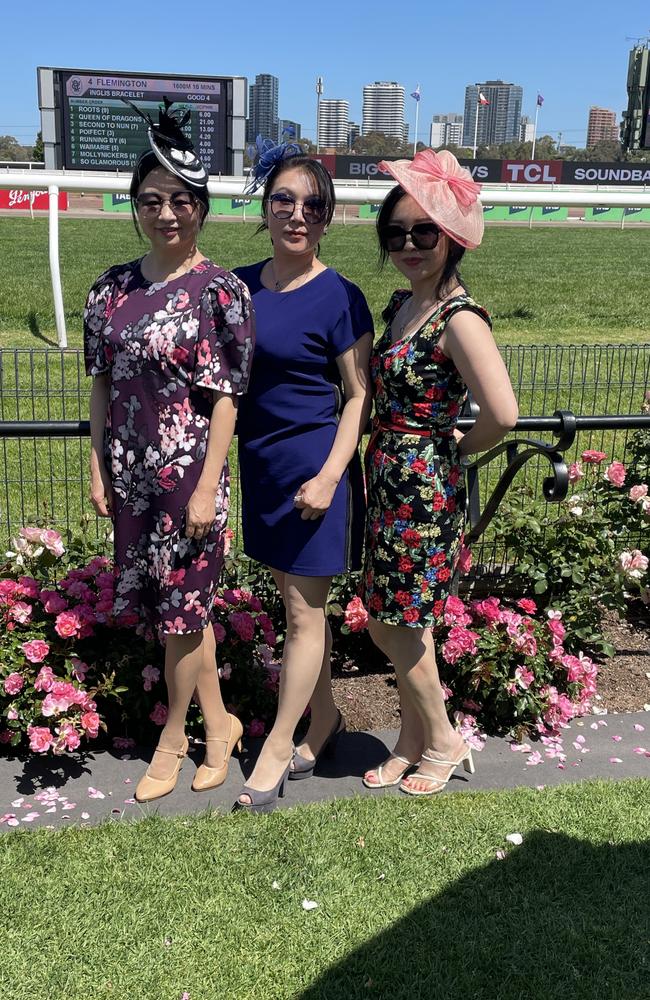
[
  {"xmin": 471, "ymin": 597, "xmax": 501, "ymax": 625},
  {"xmin": 212, "ymin": 621, "xmax": 226, "ymax": 643},
  {"xmin": 40, "ymin": 590, "xmax": 68, "ymax": 614},
  {"xmin": 441, "ymin": 626, "xmax": 480, "ymax": 664},
  {"xmin": 9, "ymin": 601, "xmax": 32, "ymax": 624},
  {"xmin": 263, "ymin": 630, "xmax": 277, "ymax": 646},
  {"xmin": 3, "ymin": 673, "xmax": 24, "ymax": 696},
  {"xmin": 629, "ymin": 484, "xmax": 648, "ymax": 503},
  {"xmin": 604, "ymin": 461, "xmax": 626, "ymax": 487},
  {"xmin": 56, "ymin": 723, "xmax": 81, "ymax": 752},
  {"xmin": 17, "ymin": 576, "xmax": 40, "ymax": 598},
  {"xmin": 229, "ymin": 611, "xmax": 256, "ymax": 642},
  {"xmin": 81, "ymin": 711, "xmax": 100, "ymax": 737},
  {"xmin": 619, "ymin": 549, "xmax": 649, "ymax": 581},
  {"xmin": 581, "ymin": 450, "xmax": 606, "ymax": 465},
  {"xmin": 142, "ymin": 664, "xmax": 160, "ymax": 692},
  {"xmin": 567, "ymin": 461, "xmax": 583, "ymax": 484},
  {"xmin": 515, "ymin": 665, "xmax": 535, "ymax": 689},
  {"xmin": 54, "ymin": 610, "xmax": 82, "ymax": 639},
  {"xmin": 7, "ymin": 708, "xmax": 18, "ymax": 721},
  {"xmin": 19, "ymin": 526, "xmax": 43, "ymax": 543},
  {"xmin": 516, "ymin": 598, "xmax": 537, "ymax": 614},
  {"xmin": 457, "ymin": 544, "xmax": 472, "ymax": 575},
  {"xmin": 27, "ymin": 724, "xmax": 54, "ymax": 753},
  {"xmin": 34, "ymin": 665, "xmax": 55, "ymax": 692},
  {"xmin": 247, "ymin": 718, "xmax": 265, "ymax": 738},
  {"xmin": 443, "ymin": 595, "xmax": 472, "ymax": 627},
  {"xmin": 149, "ymin": 702, "xmax": 168, "ymax": 726},
  {"xmin": 40, "ymin": 529, "xmax": 65, "ymax": 556},
  {"xmin": 21, "ymin": 639, "xmax": 50, "ymax": 663},
  {"xmin": 344, "ymin": 596, "xmax": 368, "ymax": 633}
]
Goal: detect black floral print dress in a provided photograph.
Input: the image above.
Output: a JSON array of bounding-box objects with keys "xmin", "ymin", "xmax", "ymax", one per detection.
[
  {"xmin": 362, "ymin": 291, "xmax": 491, "ymax": 628},
  {"xmin": 83, "ymin": 259, "xmax": 254, "ymax": 639}
]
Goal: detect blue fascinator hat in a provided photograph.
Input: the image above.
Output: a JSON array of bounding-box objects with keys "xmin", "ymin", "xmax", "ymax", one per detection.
[{"xmin": 244, "ymin": 135, "xmax": 302, "ymax": 194}]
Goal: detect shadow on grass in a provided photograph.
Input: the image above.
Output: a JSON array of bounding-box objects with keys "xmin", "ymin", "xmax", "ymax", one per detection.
[
  {"xmin": 298, "ymin": 830, "xmax": 650, "ymax": 1000},
  {"xmin": 27, "ymin": 309, "xmax": 57, "ymax": 347}
]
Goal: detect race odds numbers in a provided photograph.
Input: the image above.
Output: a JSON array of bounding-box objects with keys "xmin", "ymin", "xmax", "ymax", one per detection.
[{"xmin": 61, "ymin": 72, "xmax": 228, "ymax": 173}]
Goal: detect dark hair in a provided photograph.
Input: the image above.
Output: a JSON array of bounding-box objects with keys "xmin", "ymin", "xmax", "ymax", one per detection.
[
  {"xmin": 257, "ymin": 155, "xmax": 335, "ymax": 235},
  {"xmin": 129, "ymin": 150, "xmax": 210, "ymax": 239},
  {"xmin": 376, "ymin": 184, "xmax": 467, "ymax": 297}
]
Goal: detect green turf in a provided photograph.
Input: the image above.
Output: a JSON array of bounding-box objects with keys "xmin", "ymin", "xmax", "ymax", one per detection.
[
  {"xmin": 0, "ymin": 779, "xmax": 647, "ymax": 1000},
  {"xmin": 1, "ymin": 217, "xmax": 649, "ymax": 347}
]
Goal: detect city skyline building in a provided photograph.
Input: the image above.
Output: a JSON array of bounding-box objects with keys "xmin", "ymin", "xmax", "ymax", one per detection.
[
  {"xmin": 519, "ymin": 115, "xmax": 535, "ymax": 143},
  {"xmin": 462, "ymin": 80, "xmax": 523, "ymax": 147},
  {"xmin": 246, "ymin": 73, "xmax": 279, "ymax": 143},
  {"xmin": 429, "ymin": 113, "xmax": 463, "ymax": 148},
  {"xmin": 279, "ymin": 119, "xmax": 301, "ymax": 140},
  {"xmin": 348, "ymin": 121, "xmax": 361, "ymax": 147},
  {"xmin": 317, "ymin": 98, "xmax": 350, "ymax": 148},
  {"xmin": 586, "ymin": 105, "xmax": 619, "ymax": 146},
  {"xmin": 362, "ymin": 81, "xmax": 407, "ymax": 141}
]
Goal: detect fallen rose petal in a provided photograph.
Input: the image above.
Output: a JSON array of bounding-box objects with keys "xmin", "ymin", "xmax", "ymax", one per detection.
[
  {"xmin": 7, "ymin": 817, "xmax": 19, "ymax": 827},
  {"xmin": 124, "ymin": 778, "xmax": 132, "ymax": 784},
  {"xmin": 11, "ymin": 798, "xmax": 24, "ymax": 808},
  {"xmin": 88, "ymin": 787, "xmax": 105, "ymax": 799},
  {"xmin": 557, "ymin": 763, "xmax": 566, "ymax": 769},
  {"xmin": 634, "ymin": 724, "xmax": 645, "ymax": 732},
  {"xmin": 21, "ymin": 812, "xmax": 39, "ymax": 823},
  {"xmin": 45, "ymin": 806, "xmax": 56, "ymax": 814},
  {"xmin": 124, "ymin": 798, "xmax": 136, "ymax": 804},
  {"xmin": 302, "ymin": 899, "xmax": 319, "ymax": 911},
  {"xmin": 611, "ymin": 735, "xmax": 622, "ymax": 742},
  {"xmin": 1, "ymin": 813, "xmax": 16, "ymax": 824},
  {"xmin": 632, "ymin": 747, "xmax": 647, "ymax": 754},
  {"xmin": 526, "ymin": 751, "xmax": 543, "ymax": 766},
  {"xmin": 575, "ymin": 735, "xmax": 585, "ymax": 744},
  {"xmin": 590, "ymin": 722, "xmax": 599, "ymax": 730},
  {"xmin": 535, "ymin": 785, "xmax": 546, "ymax": 791},
  {"xmin": 81, "ymin": 811, "xmax": 90, "ymax": 820},
  {"xmin": 609, "ymin": 757, "xmax": 622, "ymax": 764},
  {"xmin": 506, "ymin": 833, "xmax": 523, "ymax": 846},
  {"xmin": 496, "ymin": 849, "xmax": 506, "ymax": 860}
]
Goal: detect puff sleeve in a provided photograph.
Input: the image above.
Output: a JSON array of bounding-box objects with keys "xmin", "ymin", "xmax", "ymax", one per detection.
[
  {"xmin": 327, "ymin": 276, "xmax": 374, "ymax": 359},
  {"xmin": 195, "ymin": 271, "xmax": 255, "ymax": 394},
  {"xmin": 83, "ymin": 271, "xmax": 116, "ymax": 376}
]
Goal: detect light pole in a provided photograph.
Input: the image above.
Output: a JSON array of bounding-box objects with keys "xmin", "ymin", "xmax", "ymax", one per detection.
[{"xmin": 316, "ymin": 76, "xmax": 323, "ymax": 153}]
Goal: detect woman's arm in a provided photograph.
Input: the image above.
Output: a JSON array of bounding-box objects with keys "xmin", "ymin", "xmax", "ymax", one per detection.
[
  {"xmin": 296, "ymin": 332, "xmax": 373, "ymax": 521},
  {"xmin": 440, "ymin": 311, "xmax": 518, "ymax": 457},
  {"xmin": 185, "ymin": 391, "xmax": 238, "ymax": 539},
  {"xmin": 89, "ymin": 374, "xmax": 113, "ymax": 518}
]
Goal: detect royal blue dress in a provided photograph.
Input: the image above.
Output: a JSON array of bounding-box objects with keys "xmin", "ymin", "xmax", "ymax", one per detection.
[{"xmin": 234, "ymin": 260, "xmax": 373, "ymax": 576}]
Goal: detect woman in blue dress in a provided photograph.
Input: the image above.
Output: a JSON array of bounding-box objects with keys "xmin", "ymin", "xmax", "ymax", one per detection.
[{"xmin": 233, "ymin": 146, "xmax": 373, "ymax": 811}]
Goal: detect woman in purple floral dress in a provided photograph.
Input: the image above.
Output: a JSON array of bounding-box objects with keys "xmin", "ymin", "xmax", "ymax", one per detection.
[
  {"xmin": 361, "ymin": 150, "xmax": 519, "ymax": 796},
  {"xmin": 84, "ymin": 105, "xmax": 255, "ymax": 802}
]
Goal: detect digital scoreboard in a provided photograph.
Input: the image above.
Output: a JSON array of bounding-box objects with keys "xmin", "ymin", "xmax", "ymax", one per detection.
[{"xmin": 38, "ymin": 67, "xmax": 247, "ymax": 175}]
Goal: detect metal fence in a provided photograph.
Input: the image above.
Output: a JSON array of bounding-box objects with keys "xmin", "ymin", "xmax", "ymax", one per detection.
[{"xmin": 1, "ymin": 346, "xmax": 649, "ymax": 576}]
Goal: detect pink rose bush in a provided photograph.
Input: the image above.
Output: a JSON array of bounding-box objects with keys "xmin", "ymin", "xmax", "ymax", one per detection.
[
  {"xmin": 437, "ymin": 595, "xmax": 598, "ymax": 737},
  {"xmin": 0, "ymin": 527, "xmax": 283, "ymax": 755}
]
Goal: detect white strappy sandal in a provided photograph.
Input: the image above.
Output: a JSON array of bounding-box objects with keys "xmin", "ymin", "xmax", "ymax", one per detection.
[
  {"xmin": 400, "ymin": 745, "xmax": 475, "ymax": 796},
  {"xmin": 362, "ymin": 753, "xmax": 419, "ymax": 789}
]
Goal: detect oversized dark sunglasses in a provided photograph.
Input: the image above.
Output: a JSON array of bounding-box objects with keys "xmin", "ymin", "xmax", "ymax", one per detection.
[
  {"xmin": 383, "ymin": 222, "xmax": 441, "ymax": 252},
  {"xmin": 269, "ymin": 192, "xmax": 327, "ymax": 225}
]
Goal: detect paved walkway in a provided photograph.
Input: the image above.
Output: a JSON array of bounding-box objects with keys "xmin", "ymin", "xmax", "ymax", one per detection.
[{"xmin": 1, "ymin": 711, "xmax": 648, "ymax": 831}]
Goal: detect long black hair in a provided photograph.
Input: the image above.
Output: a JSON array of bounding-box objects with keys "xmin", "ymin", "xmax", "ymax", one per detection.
[
  {"xmin": 129, "ymin": 150, "xmax": 210, "ymax": 239},
  {"xmin": 376, "ymin": 185, "xmax": 467, "ymax": 297}
]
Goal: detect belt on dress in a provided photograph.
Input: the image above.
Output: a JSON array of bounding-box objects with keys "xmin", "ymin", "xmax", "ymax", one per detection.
[{"xmin": 371, "ymin": 419, "xmax": 453, "ymax": 439}]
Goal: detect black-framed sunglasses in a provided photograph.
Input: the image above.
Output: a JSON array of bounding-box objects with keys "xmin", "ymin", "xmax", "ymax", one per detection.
[
  {"xmin": 382, "ymin": 222, "xmax": 441, "ymax": 252},
  {"xmin": 134, "ymin": 192, "xmax": 197, "ymax": 216},
  {"xmin": 269, "ymin": 192, "xmax": 327, "ymax": 225}
]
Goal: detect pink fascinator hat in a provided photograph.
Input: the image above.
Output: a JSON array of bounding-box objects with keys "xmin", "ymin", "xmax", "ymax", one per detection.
[{"xmin": 378, "ymin": 149, "xmax": 484, "ymax": 249}]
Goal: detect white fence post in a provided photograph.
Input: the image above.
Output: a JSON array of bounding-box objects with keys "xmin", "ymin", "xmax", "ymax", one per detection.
[{"xmin": 48, "ymin": 185, "xmax": 67, "ymax": 349}]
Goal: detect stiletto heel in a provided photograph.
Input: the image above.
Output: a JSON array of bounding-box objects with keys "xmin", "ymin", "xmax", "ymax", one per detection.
[
  {"xmin": 232, "ymin": 754, "xmax": 294, "ymax": 814},
  {"xmin": 290, "ymin": 710, "xmax": 345, "ymax": 781},
  {"xmin": 192, "ymin": 714, "xmax": 244, "ymax": 792},
  {"xmin": 463, "ymin": 751, "xmax": 475, "ymax": 774}
]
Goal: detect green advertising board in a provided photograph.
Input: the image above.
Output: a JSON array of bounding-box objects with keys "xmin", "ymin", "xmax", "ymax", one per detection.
[
  {"xmin": 102, "ymin": 193, "xmax": 131, "ymax": 213},
  {"xmin": 482, "ymin": 205, "xmax": 568, "ymax": 221},
  {"xmin": 358, "ymin": 203, "xmax": 382, "ymax": 219},
  {"xmin": 210, "ymin": 197, "xmax": 259, "ymax": 217},
  {"xmin": 585, "ymin": 207, "xmax": 650, "ymax": 222}
]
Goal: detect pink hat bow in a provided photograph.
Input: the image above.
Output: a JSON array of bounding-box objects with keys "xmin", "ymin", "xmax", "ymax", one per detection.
[{"xmin": 409, "ymin": 149, "xmax": 482, "ymax": 209}]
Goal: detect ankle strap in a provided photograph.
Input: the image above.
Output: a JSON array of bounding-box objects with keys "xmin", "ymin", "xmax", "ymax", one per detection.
[{"xmin": 156, "ymin": 746, "xmax": 186, "ymax": 758}]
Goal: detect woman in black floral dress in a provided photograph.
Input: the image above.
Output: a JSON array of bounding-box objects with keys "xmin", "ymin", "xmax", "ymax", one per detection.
[
  {"xmin": 85, "ymin": 103, "xmax": 255, "ymax": 802},
  {"xmin": 361, "ymin": 150, "xmax": 518, "ymax": 796}
]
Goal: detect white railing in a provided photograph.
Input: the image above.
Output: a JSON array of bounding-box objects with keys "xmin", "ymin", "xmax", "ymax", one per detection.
[{"xmin": 2, "ymin": 170, "xmax": 650, "ymax": 349}]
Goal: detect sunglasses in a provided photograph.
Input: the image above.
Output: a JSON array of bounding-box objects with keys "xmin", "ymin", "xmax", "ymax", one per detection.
[
  {"xmin": 269, "ymin": 192, "xmax": 327, "ymax": 225},
  {"xmin": 382, "ymin": 222, "xmax": 441, "ymax": 252},
  {"xmin": 135, "ymin": 192, "xmax": 197, "ymax": 216}
]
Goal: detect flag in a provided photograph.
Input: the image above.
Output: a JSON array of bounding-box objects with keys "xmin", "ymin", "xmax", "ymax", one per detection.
[
  {"xmin": 478, "ymin": 91, "xmax": 490, "ymax": 105},
  {"xmin": 410, "ymin": 84, "xmax": 421, "ymax": 102},
  {"xmin": 537, "ymin": 93, "xmax": 544, "ymax": 107}
]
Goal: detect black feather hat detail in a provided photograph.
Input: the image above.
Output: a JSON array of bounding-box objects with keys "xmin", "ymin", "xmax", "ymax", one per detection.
[{"xmin": 122, "ymin": 97, "xmax": 209, "ymax": 188}]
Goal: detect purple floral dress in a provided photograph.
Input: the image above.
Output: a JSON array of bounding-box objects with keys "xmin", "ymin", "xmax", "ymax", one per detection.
[{"xmin": 83, "ymin": 258, "xmax": 254, "ymax": 638}]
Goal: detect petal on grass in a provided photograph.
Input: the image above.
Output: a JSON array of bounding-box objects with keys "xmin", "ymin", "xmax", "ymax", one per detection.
[
  {"xmin": 506, "ymin": 833, "xmax": 523, "ymax": 845},
  {"xmin": 302, "ymin": 899, "xmax": 319, "ymax": 911}
]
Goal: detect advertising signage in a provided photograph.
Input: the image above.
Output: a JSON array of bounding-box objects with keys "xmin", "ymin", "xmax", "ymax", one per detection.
[{"xmin": 37, "ymin": 67, "xmax": 246, "ymax": 175}]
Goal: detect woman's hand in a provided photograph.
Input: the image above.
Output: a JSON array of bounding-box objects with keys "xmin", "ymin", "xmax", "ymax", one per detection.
[
  {"xmin": 90, "ymin": 464, "xmax": 114, "ymax": 519},
  {"xmin": 185, "ymin": 486, "xmax": 216, "ymax": 540},
  {"xmin": 294, "ymin": 474, "xmax": 339, "ymax": 521}
]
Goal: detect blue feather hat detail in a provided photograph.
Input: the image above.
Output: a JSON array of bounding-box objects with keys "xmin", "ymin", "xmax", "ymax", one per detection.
[{"xmin": 245, "ymin": 135, "xmax": 302, "ymax": 194}]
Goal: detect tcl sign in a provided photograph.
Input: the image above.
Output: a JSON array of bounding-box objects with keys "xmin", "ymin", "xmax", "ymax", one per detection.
[{"xmin": 501, "ymin": 161, "xmax": 563, "ymax": 184}]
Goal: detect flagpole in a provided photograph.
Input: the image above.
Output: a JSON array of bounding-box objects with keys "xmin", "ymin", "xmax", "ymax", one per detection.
[
  {"xmin": 531, "ymin": 101, "xmax": 540, "ymax": 159},
  {"xmin": 413, "ymin": 99, "xmax": 419, "ymax": 156},
  {"xmin": 473, "ymin": 87, "xmax": 480, "ymax": 159}
]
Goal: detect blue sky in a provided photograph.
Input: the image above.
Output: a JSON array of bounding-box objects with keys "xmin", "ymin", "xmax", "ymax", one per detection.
[{"xmin": 2, "ymin": 0, "xmax": 647, "ymax": 148}]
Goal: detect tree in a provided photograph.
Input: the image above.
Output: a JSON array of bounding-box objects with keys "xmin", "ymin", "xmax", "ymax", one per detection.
[
  {"xmin": 32, "ymin": 131, "xmax": 44, "ymax": 162},
  {"xmin": 583, "ymin": 139, "xmax": 623, "ymax": 162},
  {"xmin": 352, "ymin": 131, "xmax": 406, "ymax": 157},
  {"xmin": 0, "ymin": 135, "xmax": 32, "ymax": 161}
]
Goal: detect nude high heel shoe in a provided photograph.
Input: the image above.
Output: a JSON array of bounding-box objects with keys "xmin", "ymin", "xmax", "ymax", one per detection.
[
  {"xmin": 135, "ymin": 736, "xmax": 188, "ymax": 803},
  {"xmin": 192, "ymin": 714, "xmax": 244, "ymax": 792},
  {"xmin": 400, "ymin": 742, "xmax": 475, "ymax": 797}
]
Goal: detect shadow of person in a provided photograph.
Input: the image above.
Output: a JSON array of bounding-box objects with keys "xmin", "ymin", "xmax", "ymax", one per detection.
[{"xmin": 297, "ymin": 830, "xmax": 650, "ymax": 1000}]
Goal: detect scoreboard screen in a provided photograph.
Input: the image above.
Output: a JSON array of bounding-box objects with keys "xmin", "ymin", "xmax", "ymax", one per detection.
[{"xmin": 38, "ymin": 67, "xmax": 245, "ymax": 174}]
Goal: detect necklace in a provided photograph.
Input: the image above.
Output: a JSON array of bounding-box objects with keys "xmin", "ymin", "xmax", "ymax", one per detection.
[{"xmin": 270, "ymin": 261, "xmax": 315, "ymax": 292}]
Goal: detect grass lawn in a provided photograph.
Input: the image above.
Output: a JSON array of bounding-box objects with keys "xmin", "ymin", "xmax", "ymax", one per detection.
[
  {"xmin": 1, "ymin": 217, "xmax": 649, "ymax": 348},
  {"xmin": 0, "ymin": 779, "xmax": 648, "ymax": 999}
]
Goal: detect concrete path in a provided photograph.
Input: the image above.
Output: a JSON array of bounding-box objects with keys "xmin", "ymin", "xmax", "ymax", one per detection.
[{"xmin": 1, "ymin": 711, "xmax": 648, "ymax": 831}]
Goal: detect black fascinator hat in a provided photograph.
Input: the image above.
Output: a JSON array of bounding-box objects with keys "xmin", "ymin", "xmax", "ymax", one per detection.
[{"xmin": 122, "ymin": 97, "xmax": 209, "ymax": 188}]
